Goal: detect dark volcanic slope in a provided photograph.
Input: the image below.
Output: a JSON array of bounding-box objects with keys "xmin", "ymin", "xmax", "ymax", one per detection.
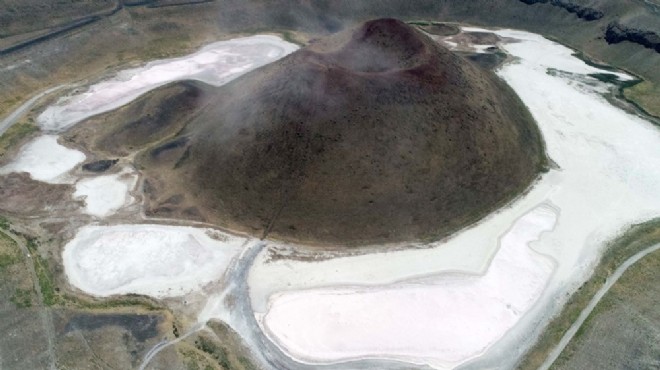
[
  {"xmin": 64, "ymin": 80, "xmax": 212, "ymax": 158},
  {"xmin": 142, "ymin": 18, "xmax": 546, "ymax": 245}
]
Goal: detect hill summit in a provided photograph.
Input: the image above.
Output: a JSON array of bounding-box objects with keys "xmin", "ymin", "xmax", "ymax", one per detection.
[{"xmin": 140, "ymin": 18, "xmax": 546, "ymax": 245}]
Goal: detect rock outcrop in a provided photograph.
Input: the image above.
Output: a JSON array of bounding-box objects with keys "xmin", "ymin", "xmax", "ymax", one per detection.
[
  {"xmin": 518, "ymin": 0, "xmax": 604, "ymax": 21},
  {"xmin": 605, "ymin": 22, "xmax": 660, "ymax": 53}
]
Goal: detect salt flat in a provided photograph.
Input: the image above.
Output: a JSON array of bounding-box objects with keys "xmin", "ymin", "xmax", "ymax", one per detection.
[
  {"xmin": 73, "ymin": 168, "xmax": 138, "ymax": 217},
  {"xmin": 63, "ymin": 224, "xmax": 245, "ymax": 298},
  {"xmin": 0, "ymin": 134, "xmax": 85, "ymax": 183},
  {"xmin": 249, "ymin": 28, "xmax": 660, "ymax": 369},
  {"xmin": 0, "ymin": 135, "xmax": 138, "ymax": 216},
  {"xmin": 26, "ymin": 28, "xmax": 659, "ymax": 369},
  {"xmin": 262, "ymin": 205, "xmax": 557, "ymax": 369},
  {"xmin": 38, "ymin": 35, "xmax": 299, "ymax": 131},
  {"xmin": 44, "ymin": 35, "xmax": 297, "ymax": 302}
]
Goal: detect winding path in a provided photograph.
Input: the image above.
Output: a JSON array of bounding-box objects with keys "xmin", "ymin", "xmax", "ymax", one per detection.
[
  {"xmin": 137, "ymin": 322, "xmax": 204, "ymax": 370},
  {"xmin": 538, "ymin": 243, "xmax": 660, "ymax": 370},
  {"xmin": 0, "ymin": 85, "xmax": 66, "ymax": 136}
]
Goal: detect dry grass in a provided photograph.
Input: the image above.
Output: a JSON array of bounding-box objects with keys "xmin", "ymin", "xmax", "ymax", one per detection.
[
  {"xmin": 0, "ymin": 120, "xmax": 37, "ymax": 158},
  {"xmin": 179, "ymin": 320, "xmax": 257, "ymax": 370},
  {"xmin": 552, "ymin": 249, "xmax": 660, "ymax": 369},
  {"xmin": 623, "ymin": 80, "xmax": 660, "ymax": 118},
  {"xmin": 0, "ymin": 230, "xmax": 19, "ymax": 269},
  {"xmin": 518, "ymin": 218, "xmax": 660, "ymax": 369}
]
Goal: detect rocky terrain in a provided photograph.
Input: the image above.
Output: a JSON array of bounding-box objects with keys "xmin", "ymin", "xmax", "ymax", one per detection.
[
  {"xmin": 605, "ymin": 21, "xmax": 660, "ymax": 53},
  {"xmin": 518, "ymin": 0, "xmax": 604, "ymax": 21},
  {"xmin": 122, "ymin": 19, "xmax": 547, "ymax": 245}
]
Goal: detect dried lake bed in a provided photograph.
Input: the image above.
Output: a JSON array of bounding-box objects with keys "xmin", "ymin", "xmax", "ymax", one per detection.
[
  {"xmin": 249, "ymin": 27, "xmax": 660, "ymax": 369},
  {"xmin": 1, "ymin": 27, "xmax": 659, "ymax": 370},
  {"xmin": 36, "ymin": 35, "xmax": 299, "ymax": 132},
  {"xmin": 62, "ymin": 224, "xmax": 245, "ymax": 298}
]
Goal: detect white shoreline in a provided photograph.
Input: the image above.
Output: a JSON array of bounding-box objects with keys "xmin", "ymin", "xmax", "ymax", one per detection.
[
  {"xmin": 37, "ymin": 35, "xmax": 299, "ymax": 132},
  {"xmin": 0, "ymin": 134, "xmax": 85, "ymax": 183},
  {"xmin": 73, "ymin": 167, "xmax": 138, "ymax": 217},
  {"xmin": 54, "ymin": 35, "xmax": 301, "ymax": 299},
  {"xmin": 62, "ymin": 224, "xmax": 245, "ymax": 298},
  {"xmin": 249, "ymin": 27, "xmax": 660, "ymax": 369},
  {"xmin": 259, "ymin": 205, "xmax": 559, "ymax": 369}
]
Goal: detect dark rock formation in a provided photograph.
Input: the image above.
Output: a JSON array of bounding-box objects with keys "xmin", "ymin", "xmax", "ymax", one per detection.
[
  {"xmin": 519, "ymin": 0, "xmax": 604, "ymax": 21},
  {"xmin": 82, "ymin": 159, "xmax": 118, "ymax": 172},
  {"xmin": 605, "ymin": 22, "xmax": 660, "ymax": 53}
]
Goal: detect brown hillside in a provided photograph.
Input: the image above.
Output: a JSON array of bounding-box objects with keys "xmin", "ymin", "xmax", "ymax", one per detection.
[
  {"xmin": 65, "ymin": 81, "xmax": 212, "ymax": 157},
  {"xmin": 139, "ymin": 18, "xmax": 546, "ymax": 246}
]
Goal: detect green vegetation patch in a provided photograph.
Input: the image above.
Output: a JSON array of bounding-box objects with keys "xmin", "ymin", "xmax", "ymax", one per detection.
[
  {"xmin": 180, "ymin": 347, "xmax": 217, "ymax": 370},
  {"xmin": 0, "ymin": 225, "xmax": 36, "ymax": 309},
  {"xmin": 0, "ymin": 252, "xmax": 19, "ymax": 269},
  {"xmin": 10, "ymin": 288, "xmax": 33, "ymax": 308},
  {"xmin": 588, "ymin": 73, "xmax": 620, "ymax": 84},
  {"xmin": 195, "ymin": 336, "xmax": 231, "ymax": 370},
  {"xmin": 623, "ymin": 80, "xmax": 660, "ymax": 119},
  {"xmin": 0, "ymin": 121, "xmax": 38, "ymax": 158},
  {"xmin": 185, "ymin": 321, "xmax": 257, "ymax": 370},
  {"xmin": 568, "ymin": 49, "xmax": 659, "ymax": 119},
  {"xmin": 207, "ymin": 321, "xmax": 257, "ymax": 370},
  {"xmin": 142, "ymin": 35, "xmax": 193, "ymax": 60},
  {"xmin": 518, "ymin": 218, "xmax": 660, "ymax": 369},
  {"xmin": 0, "ymin": 216, "xmax": 10, "ymax": 230},
  {"xmin": 570, "ymin": 51, "xmax": 659, "ymax": 119},
  {"xmin": 0, "ymin": 231, "xmax": 20, "ymax": 270},
  {"xmin": 63, "ymin": 293, "xmax": 161, "ymax": 311},
  {"xmin": 22, "ymin": 236, "xmax": 58, "ymax": 306},
  {"xmin": 278, "ymin": 30, "xmax": 301, "ymax": 45},
  {"xmin": 0, "ymin": 95, "xmax": 25, "ymax": 120},
  {"xmin": 14, "ymin": 229, "xmax": 162, "ymax": 310}
]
